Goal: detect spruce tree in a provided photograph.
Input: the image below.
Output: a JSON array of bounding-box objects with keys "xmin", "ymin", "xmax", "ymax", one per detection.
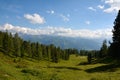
[
  {"xmin": 99, "ymin": 40, "xmax": 108, "ymax": 58},
  {"xmin": 31, "ymin": 43, "xmax": 36, "ymax": 58},
  {"xmin": 36, "ymin": 42, "xmax": 42, "ymax": 60},
  {"xmin": 7, "ymin": 33, "xmax": 14, "ymax": 56},
  {"xmin": 13, "ymin": 33, "xmax": 21, "ymax": 57},
  {"xmin": 47, "ymin": 46, "xmax": 51, "ymax": 61},
  {"xmin": 87, "ymin": 53, "xmax": 92, "ymax": 64},
  {"xmin": 109, "ymin": 10, "xmax": 120, "ymax": 59},
  {"xmin": 0, "ymin": 31, "xmax": 4, "ymax": 47},
  {"xmin": 3, "ymin": 31, "xmax": 9, "ymax": 54},
  {"xmin": 27, "ymin": 41, "xmax": 32, "ymax": 57}
]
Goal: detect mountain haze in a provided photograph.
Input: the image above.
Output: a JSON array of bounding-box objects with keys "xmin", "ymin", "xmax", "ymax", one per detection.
[{"xmin": 20, "ymin": 34, "xmax": 103, "ymax": 50}]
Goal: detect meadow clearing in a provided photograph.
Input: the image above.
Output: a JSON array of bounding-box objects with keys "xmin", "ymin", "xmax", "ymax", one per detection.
[{"xmin": 0, "ymin": 52, "xmax": 120, "ymax": 80}]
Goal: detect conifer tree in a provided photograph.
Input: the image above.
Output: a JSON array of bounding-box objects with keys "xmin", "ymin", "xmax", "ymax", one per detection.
[
  {"xmin": 99, "ymin": 40, "xmax": 108, "ymax": 58},
  {"xmin": 0, "ymin": 31, "xmax": 4, "ymax": 48},
  {"xmin": 27, "ymin": 41, "xmax": 32, "ymax": 57},
  {"xmin": 36, "ymin": 42, "xmax": 42, "ymax": 60},
  {"xmin": 9, "ymin": 33, "xmax": 14, "ymax": 53},
  {"xmin": 109, "ymin": 10, "xmax": 120, "ymax": 59},
  {"xmin": 21, "ymin": 41, "xmax": 26, "ymax": 58},
  {"xmin": 31, "ymin": 43, "xmax": 36, "ymax": 58},
  {"xmin": 87, "ymin": 53, "xmax": 92, "ymax": 63},
  {"xmin": 3, "ymin": 31, "xmax": 9, "ymax": 54},
  {"xmin": 47, "ymin": 46, "xmax": 51, "ymax": 61},
  {"xmin": 13, "ymin": 33, "xmax": 21, "ymax": 57}
]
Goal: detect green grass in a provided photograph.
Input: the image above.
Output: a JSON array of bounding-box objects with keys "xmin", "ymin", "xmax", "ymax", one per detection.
[{"xmin": 0, "ymin": 52, "xmax": 120, "ymax": 80}]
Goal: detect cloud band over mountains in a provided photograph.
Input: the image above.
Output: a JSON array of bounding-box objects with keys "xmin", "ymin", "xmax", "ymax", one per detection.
[{"xmin": 0, "ymin": 23, "xmax": 112, "ymax": 39}]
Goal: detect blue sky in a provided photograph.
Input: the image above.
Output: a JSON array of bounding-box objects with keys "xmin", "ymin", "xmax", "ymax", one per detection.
[{"xmin": 0, "ymin": 0, "xmax": 120, "ymax": 38}]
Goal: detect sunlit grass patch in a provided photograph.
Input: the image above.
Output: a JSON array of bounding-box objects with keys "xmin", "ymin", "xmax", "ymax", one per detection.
[{"xmin": 0, "ymin": 53, "xmax": 120, "ymax": 80}]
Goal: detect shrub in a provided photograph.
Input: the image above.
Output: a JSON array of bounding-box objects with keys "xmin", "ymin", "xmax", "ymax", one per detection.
[{"xmin": 21, "ymin": 69, "xmax": 41, "ymax": 76}]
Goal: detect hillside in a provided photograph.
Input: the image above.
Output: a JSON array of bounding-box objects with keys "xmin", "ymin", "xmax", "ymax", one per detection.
[{"xmin": 0, "ymin": 52, "xmax": 120, "ymax": 80}]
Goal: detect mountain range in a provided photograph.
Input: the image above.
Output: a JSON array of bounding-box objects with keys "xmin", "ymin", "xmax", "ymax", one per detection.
[{"xmin": 19, "ymin": 34, "xmax": 105, "ymax": 50}]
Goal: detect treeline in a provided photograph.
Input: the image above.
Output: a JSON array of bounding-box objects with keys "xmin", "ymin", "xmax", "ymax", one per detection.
[
  {"xmin": 79, "ymin": 40, "xmax": 108, "ymax": 63},
  {"xmin": 80, "ymin": 10, "xmax": 120, "ymax": 63},
  {"xmin": 0, "ymin": 31, "xmax": 78, "ymax": 63},
  {"xmin": 80, "ymin": 40, "xmax": 107, "ymax": 57}
]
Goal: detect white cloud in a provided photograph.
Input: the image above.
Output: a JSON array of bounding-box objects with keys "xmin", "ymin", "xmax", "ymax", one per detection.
[
  {"xmin": 88, "ymin": 7, "xmax": 96, "ymax": 11},
  {"xmin": 60, "ymin": 14, "xmax": 70, "ymax": 22},
  {"xmin": 85, "ymin": 21, "xmax": 91, "ymax": 25},
  {"xmin": 0, "ymin": 23, "xmax": 112, "ymax": 39},
  {"xmin": 46, "ymin": 10, "xmax": 55, "ymax": 14},
  {"xmin": 103, "ymin": 0, "xmax": 120, "ymax": 13},
  {"xmin": 97, "ymin": 5, "xmax": 104, "ymax": 9},
  {"xmin": 24, "ymin": 13, "xmax": 45, "ymax": 24},
  {"xmin": 46, "ymin": 10, "xmax": 70, "ymax": 22}
]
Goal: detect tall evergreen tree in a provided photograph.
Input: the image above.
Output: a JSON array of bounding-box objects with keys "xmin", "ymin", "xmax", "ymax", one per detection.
[
  {"xmin": 8, "ymin": 33, "xmax": 14, "ymax": 56},
  {"xmin": 13, "ymin": 33, "xmax": 21, "ymax": 57},
  {"xmin": 36, "ymin": 42, "xmax": 42, "ymax": 60},
  {"xmin": 31, "ymin": 43, "xmax": 36, "ymax": 58},
  {"xmin": 87, "ymin": 53, "xmax": 92, "ymax": 64},
  {"xmin": 27, "ymin": 41, "xmax": 32, "ymax": 57},
  {"xmin": 99, "ymin": 40, "xmax": 108, "ymax": 58},
  {"xmin": 21, "ymin": 41, "xmax": 26, "ymax": 58},
  {"xmin": 0, "ymin": 31, "xmax": 4, "ymax": 48},
  {"xmin": 2, "ymin": 31, "xmax": 9, "ymax": 54},
  {"xmin": 109, "ymin": 10, "xmax": 120, "ymax": 59},
  {"xmin": 47, "ymin": 46, "xmax": 51, "ymax": 61}
]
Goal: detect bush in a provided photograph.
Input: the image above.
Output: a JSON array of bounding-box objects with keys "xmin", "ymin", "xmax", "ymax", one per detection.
[
  {"xmin": 21, "ymin": 69, "xmax": 42, "ymax": 76},
  {"xmin": 87, "ymin": 53, "xmax": 92, "ymax": 64}
]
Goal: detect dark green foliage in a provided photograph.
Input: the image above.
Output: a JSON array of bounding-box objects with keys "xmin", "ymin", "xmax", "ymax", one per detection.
[
  {"xmin": 80, "ymin": 49, "xmax": 99, "ymax": 57},
  {"xmin": 2, "ymin": 31, "xmax": 9, "ymax": 54},
  {"xmin": 47, "ymin": 46, "xmax": 51, "ymax": 61},
  {"xmin": 99, "ymin": 40, "xmax": 108, "ymax": 58},
  {"xmin": 108, "ymin": 43, "xmax": 120, "ymax": 58},
  {"xmin": 87, "ymin": 53, "xmax": 92, "ymax": 64},
  {"xmin": 13, "ymin": 33, "xmax": 21, "ymax": 57},
  {"xmin": 51, "ymin": 47, "xmax": 59, "ymax": 63},
  {"xmin": 36, "ymin": 42, "xmax": 42, "ymax": 60},
  {"xmin": 0, "ymin": 31, "xmax": 71, "ymax": 63},
  {"xmin": 21, "ymin": 69, "xmax": 41, "ymax": 76},
  {"xmin": 109, "ymin": 10, "xmax": 120, "ymax": 59}
]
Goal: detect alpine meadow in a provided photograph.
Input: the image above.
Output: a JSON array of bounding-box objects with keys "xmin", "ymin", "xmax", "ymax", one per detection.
[{"xmin": 1, "ymin": 0, "xmax": 120, "ymax": 80}]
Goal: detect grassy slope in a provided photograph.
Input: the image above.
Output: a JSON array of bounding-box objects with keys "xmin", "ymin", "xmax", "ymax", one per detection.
[{"xmin": 0, "ymin": 52, "xmax": 120, "ymax": 80}]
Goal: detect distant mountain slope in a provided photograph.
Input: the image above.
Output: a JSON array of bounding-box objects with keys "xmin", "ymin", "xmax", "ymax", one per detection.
[{"xmin": 20, "ymin": 34, "xmax": 103, "ymax": 50}]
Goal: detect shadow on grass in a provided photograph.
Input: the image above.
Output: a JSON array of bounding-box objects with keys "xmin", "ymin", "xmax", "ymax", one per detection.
[
  {"xmin": 85, "ymin": 63, "xmax": 120, "ymax": 73},
  {"xmin": 48, "ymin": 66, "xmax": 82, "ymax": 71},
  {"xmin": 77, "ymin": 62, "xmax": 89, "ymax": 66}
]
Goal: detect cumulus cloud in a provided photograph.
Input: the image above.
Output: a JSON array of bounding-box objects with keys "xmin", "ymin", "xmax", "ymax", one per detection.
[
  {"xmin": 97, "ymin": 5, "xmax": 104, "ymax": 9},
  {"xmin": 0, "ymin": 23, "xmax": 112, "ymax": 39},
  {"xmin": 103, "ymin": 0, "xmax": 120, "ymax": 13},
  {"xmin": 88, "ymin": 7, "xmax": 96, "ymax": 11},
  {"xmin": 60, "ymin": 14, "xmax": 70, "ymax": 22},
  {"xmin": 24, "ymin": 13, "xmax": 45, "ymax": 24}
]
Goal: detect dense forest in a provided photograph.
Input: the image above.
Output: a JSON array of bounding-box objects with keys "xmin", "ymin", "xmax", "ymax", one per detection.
[
  {"xmin": 0, "ymin": 31, "xmax": 81, "ymax": 63},
  {"xmin": 0, "ymin": 30, "xmax": 108, "ymax": 64}
]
